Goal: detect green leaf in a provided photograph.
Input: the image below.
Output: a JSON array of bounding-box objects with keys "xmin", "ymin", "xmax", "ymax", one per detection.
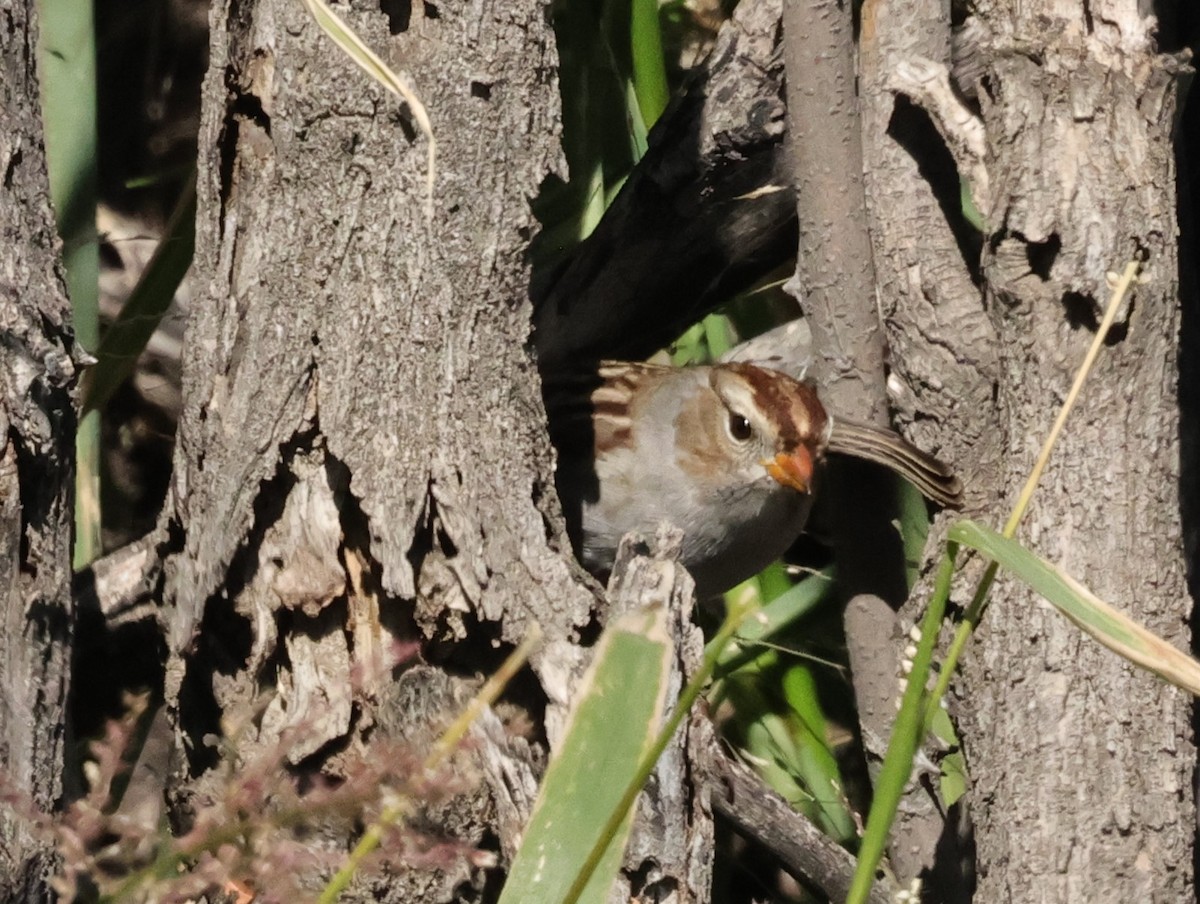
[
  {"xmin": 846, "ymin": 546, "xmax": 957, "ymax": 904},
  {"xmin": 714, "ymin": 567, "xmax": 835, "ymax": 677},
  {"xmin": 781, "ymin": 666, "xmax": 855, "ymax": 841},
  {"xmin": 895, "ymin": 476, "xmax": 930, "ymax": 591},
  {"xmin": 38, "ymin": 0, "xmax": 101, "ymax": 565},
  {"xmin": 629, "ymin": 0, "xmax": 669, "ymax": 127},
  {"xmin": 499, "ymin": 605, "xmax": 673, "ymax": 904},
  {"xmin": 960, "ymin": 176, "xmax": 985, "ymax": 231},
  {"xmin": 670, "ymin": 321, "xmax": 708, "ymax": 366},
  {"xmin": 949, "ymin": 520, "xmax": 1200, "ymax": 695},
  {"xmin": 930, "ymin": 706, "xmax": 967, "ymax": 807},
  {"xmin": 701, "ymin": 313, "xmax": 734, "ymax": 359}
]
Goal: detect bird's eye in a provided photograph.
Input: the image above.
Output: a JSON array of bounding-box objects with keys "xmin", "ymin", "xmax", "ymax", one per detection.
[{"xmin": 727, "ymin": 412, "xmax": 753, "ymax": 442}]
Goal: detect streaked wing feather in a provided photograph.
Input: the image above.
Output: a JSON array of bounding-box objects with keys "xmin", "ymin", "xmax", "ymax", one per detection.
[{"xmin": 542, "ymin": 362, "xmax": 661, "ymax": 457}]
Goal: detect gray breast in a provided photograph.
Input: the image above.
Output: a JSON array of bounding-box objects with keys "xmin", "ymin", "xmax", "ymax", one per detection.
[{"xmin": 678, "ymin": 484, "xmax": 813, "ymax": 598}]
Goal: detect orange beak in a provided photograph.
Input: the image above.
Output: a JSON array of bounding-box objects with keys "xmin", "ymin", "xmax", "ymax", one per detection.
[{"xmin": 764, "ymin": 447, "xmax": 813, "ymax": 494}]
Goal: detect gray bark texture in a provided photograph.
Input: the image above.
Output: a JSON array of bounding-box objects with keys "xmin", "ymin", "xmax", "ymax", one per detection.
[
  {"xmin": 0, "ymin": 1, "xmax": 78, "ymax": 900},
  {"xmin": 782, "ymin": 0, "xmax": 950, "ymax": 888},
  {"xmin": 157, "ymin": 0, "xmax": 710, "ymax": 900},
  {"xmin": 858, "ymin": 0, "xmax": 993, "ymax": 895},
  {"xmin": 710, "ymin": 751, "xmax": 893, "ymax": 904},
  {"xmin": 858, "ymin": 0, "xmax": 1194, "ymax": 899}
]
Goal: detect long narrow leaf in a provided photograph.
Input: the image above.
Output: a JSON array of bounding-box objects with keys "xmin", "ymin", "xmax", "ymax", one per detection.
[
  {"xmin": 499, "ymin": 605, "xmax": 673, "ymax": 904},
  {"xmin": 38, "ymin": 0, "xmax": 101, "ymax": 565},
  {"xmin": 949, "ymin": 520, "xmax": 1200, "ymax": 696},
  {"xmin": 781, "ymin": 665, "xmax": 855, "ymax": 840},
  {"xmin": 84, "ymin": 174, "xmax": 196, "ymax": 414},
  {"xmin": 713, "ymin": 566, "xmax": 835, "ymax": 677},
  {"xmin": 629, "ymin": 0, "xmax": 668, "ymax": 127},
  {"xmin": 845, "ymin": 545, "xmax": 958, "ymax": 904}
]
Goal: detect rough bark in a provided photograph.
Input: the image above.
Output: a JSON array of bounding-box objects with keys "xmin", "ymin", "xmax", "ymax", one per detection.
[
  {"xmin": 0, "ymin": 1, "xmax": 78, "ymax": 899},
  {"xmin": 782, "ymin": 0, "xmax": 947, "ymax": 888},
  {"xmin": 605, "ymin": 527, "xmax": 714, "ymax": 902},
  {"xmin": 976, "ymin": 39, "xmax": 1192, "ymax": 904},
  {"xmin": 865, "ymin": 1, "xmax": 1194, "ymax": 899},
  {"xmin": 162, "ymin": 0, "xmax": 578, "ymax": 884},
  {"xmin": 710, "ymin": 751, "xmax": 892, "ymax": 904},
  {"xmin": 859, "ymin": 1, "xmax": 997, "ymax": 491},
  {"xmin": 857, "ymin": 0, "xmax": 994, "ymax": 896},
  {"xmin": 157, "ymin": 0, "xmax": 709, "ymax": 899},
  {"xmin": 784, "ymin": 0, "xmax": 888, "ymax": 423},
  {"xmin": 32, "ymin": 0, "xmax": 1191, "ymax": 898}
]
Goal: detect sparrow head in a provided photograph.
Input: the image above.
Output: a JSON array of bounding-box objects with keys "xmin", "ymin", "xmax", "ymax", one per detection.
[{"xmin": 704, "ymin": 363, "xmax": 831, "ymax": 495}]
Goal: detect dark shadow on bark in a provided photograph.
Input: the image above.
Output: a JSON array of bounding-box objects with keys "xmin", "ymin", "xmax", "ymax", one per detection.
[
  {"xmin": 378, "ymin": 0, "xmax": 411, "ymax": 34},
  {"xmin": 530, "ymin": 0, "xmax": 794, "ymax": 368},
  {"xmin": 886, "ymin": 98, "xmax": 984, "ymax": 286},
  {"xmin": 174, "ymin": 427, "xmax": 315, "ymax": 774},
  {"xmin": 924, "ymin": 793, "xmax": 977, "ymax": 902},
  {"xmin": 176, "ymin": 596, "xmax": 254, "ymax": 775},
  {"xmin": 68, "ymin": 573, "xmax": 166, "ymax": 798},
  {"xmin": 1172, "ymin": 8, "xmax": 1200, "ymax": 897}
]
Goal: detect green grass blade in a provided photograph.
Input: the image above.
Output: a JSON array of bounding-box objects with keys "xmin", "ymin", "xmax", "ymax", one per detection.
[
  {"xmin": 38, "ymin": 0, "xmax": 99, "ymax": 347},
  {"xmin": 83, "ymin": 173, "xmax": 196, "ymax": 414},
  {"xmin": 713, "ymin": 567, "xmax": 835, "ymax": 677},
  {"xmin": 846, "ymin": 544, "xmax": 959, "ymax": 904},
  {"xmin": 930, "ymin": 706, "xmax": 967, "ymax": 807},
  {"xmin": 38, "ymin": 0, "xmax": 101, "ymax": 566},
  {"xmin": 498, "ymin": 605, "xmax": 673, "ymax": 904},
  {"xmin": 960, "ymin": 176, "xmax": 985, "ymax": 231},
  {"xmin": 781, "ymin": 665, "xmax": 855, "ymax": 840},
  {"xmin": 701, "ymin": 313, "xmax": 734, "ymax": 358},
  {"xmin": 949, "ymin": 520, "xmax": 1200, "ymax": 695},
  {"xmin": 629, "ymin": 0, "xmax": 668, "ymax": 127},
  {"xmin": 896, "ymin": 477, "xmax": 930, "ymax": 591}
]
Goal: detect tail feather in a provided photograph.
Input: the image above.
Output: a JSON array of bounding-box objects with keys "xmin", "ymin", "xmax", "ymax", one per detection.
[{"xmin": 827, "ymin": 420, "xmax": 963, "ymax": 508}]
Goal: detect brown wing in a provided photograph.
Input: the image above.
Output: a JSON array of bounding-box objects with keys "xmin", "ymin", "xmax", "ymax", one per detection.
[{"xmin": 541, "ymin": 361, "xmax": 672, "ymax": 457}]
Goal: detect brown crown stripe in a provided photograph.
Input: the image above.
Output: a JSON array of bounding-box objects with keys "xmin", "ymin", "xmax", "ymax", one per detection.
[{"xmin": 726, "ymin": 363, "xmax": 827, "ymax": 452}]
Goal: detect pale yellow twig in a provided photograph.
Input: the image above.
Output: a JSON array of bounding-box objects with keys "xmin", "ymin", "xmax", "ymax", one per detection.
[
  {"xmin": 317, "ymin": 625, "xmax": 542, "ymax": 903},
  {"xmin": 299, "ymin": 0, "xmax": 436, "ymax": 221},
  {"xmin": 1003, "ymin": 260, "xmax": 1141, "ymax": 538},
  {"xmin": 927, "ymin": 257, "xmax": 1143, "ymax": 719}
]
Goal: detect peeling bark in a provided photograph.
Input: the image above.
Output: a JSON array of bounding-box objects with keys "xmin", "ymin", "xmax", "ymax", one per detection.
[
  {"xmin": 157, "ymin": 0, "xmax": 710, "ymax": 899},
  {"xmin": 865, "ymin": 1, "xmax": 1194, "ymax": 898}
]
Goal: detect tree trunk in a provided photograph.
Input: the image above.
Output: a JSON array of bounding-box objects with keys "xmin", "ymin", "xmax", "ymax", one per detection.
[
  {"xmin": 157, "ymin": 0, "xmax": 709, "ymax": 899},
  {"xmin": 861, "ymin": 0, "xmax": 1194, "ymax": 897},
  {"xmin": 0, "ymin": 2, "xmax": 78, "ymax": 899},
  {"xmin": 7, "ymin": 0, "xmax": 1193, "ymax": 897}
]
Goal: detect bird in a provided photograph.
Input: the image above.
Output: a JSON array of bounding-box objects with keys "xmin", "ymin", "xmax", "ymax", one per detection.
[{"xmin": 545, "ymin": 360, "xmax": 961, "ymax": 597}]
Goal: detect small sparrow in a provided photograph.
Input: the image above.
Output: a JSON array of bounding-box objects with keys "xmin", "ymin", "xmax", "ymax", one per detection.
[{"xmin": 546, "ymin": 361, "xmax": 961, "ymax": 597}]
